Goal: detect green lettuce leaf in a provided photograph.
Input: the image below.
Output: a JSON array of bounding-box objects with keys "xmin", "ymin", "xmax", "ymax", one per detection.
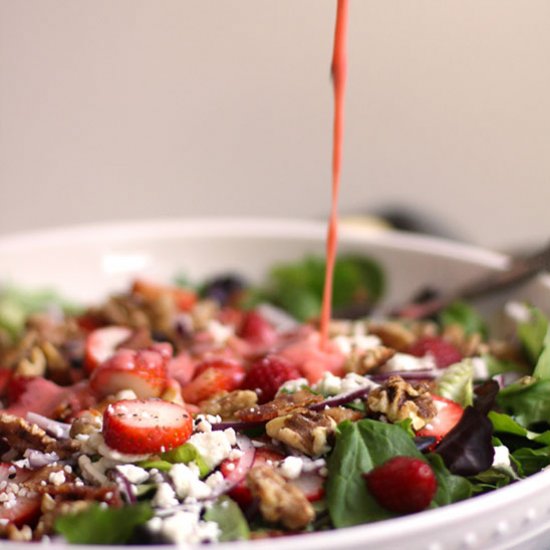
[
  {"xmin": 496, "ymin": 377, "xmax": 550, "ymax": 429},
  {"xmin": 435, "ymin": 360, "xmax": 474, "ymax": 407},
  {"xmin": 439, "ymin": 301, "xmax": 488, "ymax": 337},
  {"xmin": 55, "ymin": 502, "xmax": 153, "ymax": 544},
  {"xmin": 203, "ymin": 496, "xmax": 250, "ymax": 542},
  {"xmin": 518, "ymin": 307, "xmax": 549, "ymax": 364},
  {"xmin": 512, "ymin": 446, "xmax": 550, "ymax": 476},
  {"xmin": 256, "ymin": 255, "xmax": 385, "ymax": 321},
  {"xmin": 325, "ymin": 419, "xmax": 470, "ymax": 528},
  {"xmin": 0, "ymin": 285, "xmax": 81, "ymax": 339},
  {"xmin": 140, "ymin": 443, "xmax": 210, "ymax": 477}
]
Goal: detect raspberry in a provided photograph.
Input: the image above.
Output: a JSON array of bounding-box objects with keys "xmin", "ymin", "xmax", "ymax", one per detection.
[
  {"xmin": 363, "ymin": 456, "xmax": 437, "ymax": 514},
  {"xmin": 408, "ymin": 336, "xmax": 462, "ymax": 368},
  {"xmin": 242, "ymin": 355, "xmax": 302, "ymax": 403}
]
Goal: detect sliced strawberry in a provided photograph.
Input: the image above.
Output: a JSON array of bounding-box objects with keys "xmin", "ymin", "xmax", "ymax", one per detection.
[
  {"xmin": 0, "ymin": 464, "xmax": 41, "ymax": 527},
  {"xmin": 132, "ymin": 279, "xmax": 197, "ymax": 312},
  {"xmin": 84, "ymin": 326, "xmax": 133, "ymax": 374},
  {"xmin": 278, "ymin": 330, "xmax": 345, "ymax": 383},
  {"xmin": 238, "ymin": 310, "xmax": 278, "ymax": 349},
  {"xmin": 103, "ymin": 399, "xmax": 192, "ymax": 454},
  {"xmin": 181, "ymin": 359, "xmax": 245, "ymax": 404},
  {"xmin": 242, "ymin": 355, "xmax": 302, "ymax": 403},
  {"xmin": 408, "ymin": 336, "xmax": 462, "ymax": 369},
  {"xmin": 292, "ymin": 472, "xmax": 325, "ymax": 502},
  {"xmin": 90, "ymin": 348, "xmax": 168, "ymax": 399},
  {"xmin": 6, "ymin": 377, "xmax": 69, "ymax": 419},
  {"xmin": 221, "ymin": 448, "xmax": 284, "ymax": 507},
  {"xmin": 167, "ymin": 352, "xmax": 197, "ymax": 387},
  {"xmin": 416, "ymin": 395, "xmax": 464, "ymax": 440}
]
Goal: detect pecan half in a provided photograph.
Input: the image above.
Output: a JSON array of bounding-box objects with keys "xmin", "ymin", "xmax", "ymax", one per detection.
[
  {"xmin": 200, "ymin": 390, "xmax": 258, "ymax": 420},
  {"xmin": 247, "ymin": 465, "xmax": 314, "ymax": 530},
  {"xmin": 0, "ymin": 413, "xmax": 80, "ymax": 458},
  {"xmin": 235, "ymin": 390, "xmax": 323, "ymax": 423},
  {"xmin": 345, "ymin": 345, "xmax": 395, "ymax": 375},
  {"xmin": 368, "ymin": 321, "xmax": 416, "ymax": 351},
  {"xmin": 367, "ymin": 375, "xmax": 436, "ymax": 430},
  {"xmin": 266, "ymin": 408, "xmax": 336, "ymax": 456}
]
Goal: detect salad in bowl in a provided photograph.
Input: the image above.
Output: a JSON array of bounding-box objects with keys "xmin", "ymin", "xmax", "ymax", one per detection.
[{"xmin": 0, "ymin": 219, "xmax": 549, "ymax": 549}]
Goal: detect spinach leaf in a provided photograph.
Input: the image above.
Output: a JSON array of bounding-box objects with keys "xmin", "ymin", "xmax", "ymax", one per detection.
[
  {"xmin": 259, "ymin": 255, "xmax": 384, "ymax": 321},
  {"xmin": 533, "ymin": 325, "xmax": 550, "ymax": 380},
  {"xmin": 518, "ymin": 307, "xmax": 548, "ymax": 364},
  {"xmin": 497, "ymin": 377, "xmax": 550, "ymax": 429},
  {"xmin": 203, "ymin": 496, "xmax": 250, "ymax": 542},
  {"xmin": 512, "ymin": 446, "xmax": 550, "ymax": 476},
  {"xmin": 439, "ymin": 301, "xmax": 488, "ymax": 337},
  {"xmin": 55, "ymin": 502, "xmax": 153, "ymax": 544},
  {"xmin": 326, "ymin": 420, "xmax": 469, "ymax": 528}
]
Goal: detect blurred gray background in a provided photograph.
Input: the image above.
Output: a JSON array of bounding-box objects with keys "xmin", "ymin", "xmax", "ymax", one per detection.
[{"xmin": 1, "ymin": 1, "xmax": 549, "ymax": 249}]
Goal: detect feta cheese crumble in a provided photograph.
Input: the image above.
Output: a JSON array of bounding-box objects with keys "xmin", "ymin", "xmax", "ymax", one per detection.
[{"xmin": 188, "ymin": 429, "xmax": 237, "ymax": 469}]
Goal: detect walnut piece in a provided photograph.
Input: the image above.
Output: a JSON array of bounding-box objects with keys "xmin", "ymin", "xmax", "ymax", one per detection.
[
  {"xmin": 323, "ymin": 406, "xmax": 364, "ymax": 424},
  {"xmin": 345, "ymin": 345, "xmax": 396, "ymax": 374},
  {"xmin": 236, "ymin": 390, "xmax": 323, "ymax": 423},
  {"xmin": 0, "ymin": 413, "xmax": 80, "ymax": 458},
  {"xmin": 247, "ymin": 465, "xmax": 314, "ymax": 530},
  {"xmin": 367, "ymin": 375, "xmax": 436, "ymax": 430},
  {"xmin": 266, "ymin": 408, "xmax": 336, "ymax": 456},
  {"xmin": 368, "ymin": 321, "xmax": 416, "ymax": 351},
  {"xmin": 0, "ymin": 524, "xmax": 33, "ymax": 542},
  {"xmin": 200, "ymin": 390, "xmax": 258, "ymax": 420}
]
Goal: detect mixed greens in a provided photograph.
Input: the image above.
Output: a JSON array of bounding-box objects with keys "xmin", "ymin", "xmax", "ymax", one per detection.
[{"xmin": 0, "ymin": 254, "xmax": 549, "ymax": 545}]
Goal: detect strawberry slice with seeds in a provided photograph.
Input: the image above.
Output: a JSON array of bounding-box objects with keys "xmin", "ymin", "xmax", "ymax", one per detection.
[
  {"xmin": 181, "ymin": 359, "xmax": 245, "ymax": 404},
  {"xmin": 84, "ymin": 326, "xmax": 133, "ymax": 374},
  {"xmin": 0, "ymin": 464, "xmax": 41, "ymax": 527},
  {"xmin": 90, "ymin": 348, "xmax": 168, "ymax": 399},
  {"xmin": 416, "ymin": 395, "xmax": 464, "ymax": 440},
  {"xmin": 103, "ymin": 399, "xmax": 192, "ymax": 454}
]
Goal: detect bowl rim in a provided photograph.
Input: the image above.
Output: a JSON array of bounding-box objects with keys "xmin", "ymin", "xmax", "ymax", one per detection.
[{"xmin": 1, "ymin": 217, "xmax": 548, "ymax": 549}]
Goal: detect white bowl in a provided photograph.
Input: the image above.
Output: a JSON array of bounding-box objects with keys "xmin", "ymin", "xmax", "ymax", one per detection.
[{"xmin": 1, "ymin": 218, "xmax": 550, "ymax": 550}]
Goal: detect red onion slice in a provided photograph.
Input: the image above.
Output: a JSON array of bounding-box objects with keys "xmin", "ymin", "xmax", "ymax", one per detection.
[{"xmin": 26, "ymin": 412, "xmax": 71, "ymax": 439}]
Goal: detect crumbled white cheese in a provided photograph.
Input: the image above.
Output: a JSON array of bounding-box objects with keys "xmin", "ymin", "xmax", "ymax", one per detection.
[
  {"xmin": 97, "ymin": 436, "xmax": 151, "ymax": 463},
  {"xmin": 314, "ymin": 372, "xmax": 344, "ymax": 396},
  {"xmin": 313, "ymin": 372, "xmax": 376, "ymax": 396},
  {"xmin": 492, "ymin": 445, "xmax": 511, "ymax": 470},
  {"xmin": 205, "ymin": 471, "xmax": 226, "ymax": 491},
  {"xmin": 48, "ymin": 470, "xmax": 65, "ymax": 486},
  {"xmin": 152, "ymin": 483, "xmax": 179, "ymax": 508},
  {"xmin": 378, "ymin": 353, "xmax": 436, "ymax": 373},
  {"xmin": 206, "ymin": 320, "xmax": 234, "ymax": 346},
  {"xmin": 276, "ymin": 377, "xmax": 309, "ymax": 396},
  {"xmin": 169, "ymin": 463, "xmax": 211, "ymax": 500},
  {"xmin": 147, "ymin": 511, "xmax": 220, "ymax": 545},
  {"xmin": 188, "ymin": 429, "xmax": 236, "ymax": 469},
  {"xmin": 340, "ymin": 373, "xmax": 378, "ymax": 394},
  {"xmin": 278, "ymin": 456, "xmax": 303, "ymax": 479},
  {"xmin": 116, "ymin": 464, "xmax": 150, "ymax": 485},
  {"xmin": 332, "ymin": 334, "xmax": 382, "ymax": 356},
  {"xmin": 471, "ymin": 357, "xmax": 490, "ymax": 380},
  {"xmin": 505, "ymin": 301, "xmax": 532, "ymax": 324}
]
